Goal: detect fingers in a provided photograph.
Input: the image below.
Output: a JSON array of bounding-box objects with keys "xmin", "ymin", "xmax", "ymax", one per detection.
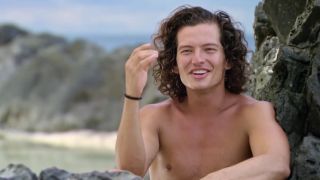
[
  {"xmin": 132, "ymin": 43, "xmax": 154, "ymax": 53},
  {"xmin": 131, "ymin": 50, "xmax": 158, "ymax": 66},
  {"xmin": 124, "ymin": 43, "xmax": 158, "ymax": 96},
  {"xmin": 130, "ymin": 44, "xmax": 156, "ymax": 62},
  {"xmin": 139, "ymin": 52, "xmax": 158, "ymax": 70},
  {"xmin": 127, "ymin": 43, "xmax": 158, "ymax": 71}
]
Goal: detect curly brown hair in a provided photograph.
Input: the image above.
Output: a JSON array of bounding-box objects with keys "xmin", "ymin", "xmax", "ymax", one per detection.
[{"xmin": 153, "ymin": 5, "xmax": 249, "ymax": 102}]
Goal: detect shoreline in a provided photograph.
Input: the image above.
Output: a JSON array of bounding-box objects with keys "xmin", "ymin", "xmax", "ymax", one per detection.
[{"xmin": 0, "ymin": 129, "xmax": 117, "ymax": 153}]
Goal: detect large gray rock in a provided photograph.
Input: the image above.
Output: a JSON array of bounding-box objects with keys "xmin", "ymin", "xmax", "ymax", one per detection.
[
  {"xmin": 251, "ymin": 0, "xmax": 320, "ymax": 179},
  {"xmin": 0, "ymin": 164, "xmax": 37, "ymax": 180},
  {"xmin": 0, "ymin": 164, "xmax": 142, "ymax": 180},
  {"xmin": 288, "ymin": 0, "xmax": 320, "ymax": 48},
  {"xmin": 253, "ymin": 2, "xmax": 276, "ymax": 49},
  {"xmin": 291, "ymin": 135, "xmax": 320, "ymax": 180},
  {"xmin": 306, "ymin": 47, "xmax": 320, "ymax": 137},
  {"xmin": 0, "ymin": 33, "xmax": 121, "ymax": 131},
  {"xmin": 39, "ymin": 167, "xmax": 141, "ymax": 180},
  {"xmin": 0, "ymin": 24, "xmax": 28, "ymax": 45},
  {"xmin": 263, "ymin": 0, "xmax": 307, "ymax": 43}
]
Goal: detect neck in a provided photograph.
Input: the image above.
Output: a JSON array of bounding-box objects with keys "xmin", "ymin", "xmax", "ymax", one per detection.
[{"xmin": 183, "ymin": 84, "xmax": 230, "ymax": 116}]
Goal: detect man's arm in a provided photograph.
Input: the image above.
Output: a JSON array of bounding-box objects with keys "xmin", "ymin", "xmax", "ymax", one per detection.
[
  {"xmin": 115, "ymin": 44, "xmax": 159, "ymax": 177},
  {"xmin": 201, "ymin": 101, "xmax": 290, "ymax": 180}
]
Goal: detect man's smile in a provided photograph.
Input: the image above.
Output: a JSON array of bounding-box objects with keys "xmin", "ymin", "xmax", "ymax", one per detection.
[{"xmin": 190, "ymin": 68, "xmax": 211, "ymax": 79}]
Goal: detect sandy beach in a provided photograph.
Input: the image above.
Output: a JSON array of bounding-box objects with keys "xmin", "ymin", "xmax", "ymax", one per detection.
[{"xmin": 0, "ymin": 129, "xmax": 117, "ymax": 153}]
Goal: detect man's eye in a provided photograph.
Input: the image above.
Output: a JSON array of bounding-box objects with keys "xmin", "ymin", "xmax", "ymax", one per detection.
[
  {"xmin": 181, "ymin": 49, "xmax": 192, "ymax": 54},
  {"xmin": 205, "ymin": 48, "xmax": 216, "ymax": 53}
]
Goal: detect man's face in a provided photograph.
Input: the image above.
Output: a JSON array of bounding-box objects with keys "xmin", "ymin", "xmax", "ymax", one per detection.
[{"xmin": 176, "ymin": 23, "xmax": 230, "ymax": 92}]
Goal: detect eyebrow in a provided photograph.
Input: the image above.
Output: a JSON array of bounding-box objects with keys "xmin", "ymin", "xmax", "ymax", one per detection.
[
  {"xmin": 202, "ymin": 43, "xmax": 221, "ymax": 49},
  {"xmin": 178, "ymin": 43, "xmax": 220, "ymax": 51},
  {"xmin": 178, "ymin": 45, "xmax": 193, "ymax": 51}
]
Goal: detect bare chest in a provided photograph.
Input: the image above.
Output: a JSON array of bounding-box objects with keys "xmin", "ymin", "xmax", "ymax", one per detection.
[{"xmin": 150, "ymin": 113, "xmax": 252, "ymax": 180}]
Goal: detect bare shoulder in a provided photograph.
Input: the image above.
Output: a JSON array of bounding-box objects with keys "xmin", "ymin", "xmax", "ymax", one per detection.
[
  {"xmin": 236, "ymin": 95, "xmax": 277, "ymax": 126},
  {"xmin": 237, "ymin": 95, "xmax": 275, "ymax": 115},
  {"xmin": 234, "ymin": 95, "xmax": 277, "ymax": 129},
  {"xmin": 236, "ymin": 96, "xmax": 290, "ymax": 162},
  {"xmin": 140, "ymin": 98, "xmax": 173, "ymax": 121}
]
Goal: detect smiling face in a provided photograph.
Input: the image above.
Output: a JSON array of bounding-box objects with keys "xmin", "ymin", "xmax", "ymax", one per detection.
[{"xmin": 176, "ymin": 23, "xmax": 230, "ymax": 92}]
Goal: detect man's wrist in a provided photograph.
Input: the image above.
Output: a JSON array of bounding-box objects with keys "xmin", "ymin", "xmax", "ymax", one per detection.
[{"xmin": 124, "ymin": 93, "xmax": 142, "ymax": 100}]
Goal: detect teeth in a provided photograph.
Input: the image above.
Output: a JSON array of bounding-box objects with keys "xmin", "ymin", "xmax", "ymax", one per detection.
[{"xmin": 193, "ymin": 70, "xmax": 207, "ymax": 74}]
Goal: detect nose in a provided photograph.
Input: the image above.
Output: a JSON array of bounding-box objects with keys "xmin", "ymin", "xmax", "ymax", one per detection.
[{"xmin": 191, "ymin": 49, "xmax": 204, "ymax": 65}]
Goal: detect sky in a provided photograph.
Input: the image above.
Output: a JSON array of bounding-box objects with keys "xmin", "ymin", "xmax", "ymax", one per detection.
[{"xmin": 0, "ymin": 0, "xmax": 262, "ymax": 37}]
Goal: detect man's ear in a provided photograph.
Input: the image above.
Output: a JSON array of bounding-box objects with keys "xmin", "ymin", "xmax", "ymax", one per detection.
[{"xmin": 225, "ymin": 61, "xmax": 232, "ymax": 70}]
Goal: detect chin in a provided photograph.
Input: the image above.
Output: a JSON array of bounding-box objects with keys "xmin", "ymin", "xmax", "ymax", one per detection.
[{"xmin": 188, "ymin": 85, "xmax": 214, "ymax": 91}]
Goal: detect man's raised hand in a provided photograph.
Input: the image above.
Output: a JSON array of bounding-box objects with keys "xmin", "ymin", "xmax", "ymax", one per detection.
[{"xmin": 125, "ymin": 43, "xmax": 158, "ymax": 98}]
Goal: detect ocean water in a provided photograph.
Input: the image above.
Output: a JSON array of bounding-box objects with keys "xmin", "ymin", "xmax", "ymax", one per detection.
[
  {"xmin": 70, "ymin": 33, "xmax": 255, "ymax": 53},
  {"xmin": 69, "ymin": 34, "xmax": 151, "ymax": 52}
]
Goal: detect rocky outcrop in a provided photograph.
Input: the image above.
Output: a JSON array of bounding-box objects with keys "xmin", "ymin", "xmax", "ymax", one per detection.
[
  {"xmin": 0, "ymin": 24, "xmax": 163, "ymax": 132},
  {"xmin": 293, "ymin": 135, "xmax": 320, "ymax": 179},
  {"xmin": 263, "ymin": 0, "xmax": 307, "ymax": 43},
  {"xmin": 0, "ymin": 24, "xmax": 28, "ymax": 45},
  {"xmin": 39, "ymin": 167, "xmax": 141, "ymax": 180},
  {"xmin": 0, "ymin": 164, "xmax": 141, "ymax": 180},
  {"xmin": 251, "ymin": 0, "xmax": 320, "ymax": 179},
  {"xmin": 0, "ymin": 164, "xmax": 37, "ymax": 180}
]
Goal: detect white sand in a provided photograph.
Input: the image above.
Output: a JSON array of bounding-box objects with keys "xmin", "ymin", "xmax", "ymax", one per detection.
[{"xmin": 0, "ymin": 129, "xmax": 117, "ymax": 153}]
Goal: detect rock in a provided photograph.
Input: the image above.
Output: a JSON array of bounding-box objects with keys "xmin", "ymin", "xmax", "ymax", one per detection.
[
  {"xmin": 0, "ymin": 34, "xmax": 114, "ymax": 131},
  {"xmin": 0, "ymin": 164, "xmax": 37, "ymax": 180},
  {"xmin": 306, "ymin": 47, "xmax": 320, "ymax": 137},
  {"xmin": 263, "ymin": 0, "xmax": 307, "ymax": 43},
  {"xmin": 249, "ymin": 36, "xmax": 280, "ymax": 96},
  {"xmin": 0, "ymin": 164, "xmax": 142, "ymax": 180},
  {"xmin": 0, "ymin": 24, "xmax": 28, "ymax": 46},
  {"xmin": 251, "ymin": 0, "xmax": 320, "ymax": 179},
  {"xmin": 291, "ymin": 135, "xmax": 320, "ymax": 179},
  {"xmin": 253, "ymin": 2, "xmax": 276, "ymax": 49},
  {"xmin": 288, "ymin": 0, "xmax": 320, "ymax": 48},
  {"xmin": 39, "ymin": 167, "xmax": 142, "ymax": 180}
]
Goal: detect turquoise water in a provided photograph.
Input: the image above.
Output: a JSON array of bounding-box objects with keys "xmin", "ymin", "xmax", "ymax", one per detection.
[{"xmin": 0, "ymin": 138, "xmax": 116, "ymax": 174}]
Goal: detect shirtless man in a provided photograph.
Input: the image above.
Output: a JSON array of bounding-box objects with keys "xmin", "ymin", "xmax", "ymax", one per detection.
[{"xmin": 116, "ymin": 6, "xmax": 290, "ymax": 180}]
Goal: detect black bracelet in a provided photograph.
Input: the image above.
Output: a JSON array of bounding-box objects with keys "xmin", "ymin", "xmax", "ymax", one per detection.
[{"xmin": 124, "ymin": 93, "xmax": 142, "ymax": 100}]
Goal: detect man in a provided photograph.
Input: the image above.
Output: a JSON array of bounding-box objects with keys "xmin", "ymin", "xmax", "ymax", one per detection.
[{"xmin": 116, "ymin": 6, "xmax": 290, "ymax": 180}]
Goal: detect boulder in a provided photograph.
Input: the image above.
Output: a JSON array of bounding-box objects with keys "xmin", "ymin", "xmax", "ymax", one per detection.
[
  {"xmin": 291, "ymin": 135, "xmax": 320, "ymax": 179},
  {"xmin": 39, "ymin": 167, "xmax": 141, "ymax": 180},
  {"xmin": 251, "ymin": 0, "xmax": 320, "ymax": 179},
  {"xmin": 0, "ymin": 164, "xmax": 37, "ymax": 180},
  {"xmin": 288, "ymin": 0, "xmax": 320, "ymax": 48},
  {"xmin": 306, "ymin": 47, "xmax": 320, "ymax": 137},
  {"xmin": 0, "ymin": 164, "xmax": 142, "ymax": 180},
  {"xmin": 253, "ymin": 2, "xmax": 276, "ymax": 49},
  {"xmin": 0, "ymin": 24, "xmax": 28, "ymax": 45},
  {"xmin": 263, "ymin": 0, "xmax": 307, "ymax": 42}
]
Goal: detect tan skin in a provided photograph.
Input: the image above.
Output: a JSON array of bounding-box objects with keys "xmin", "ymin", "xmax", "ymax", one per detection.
[{"xmin": 116, "ymin": 23, "xmax": 290, "ymax": 180}]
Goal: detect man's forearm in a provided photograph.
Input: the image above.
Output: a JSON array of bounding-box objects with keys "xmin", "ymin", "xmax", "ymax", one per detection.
[
  {"xmin": 115, "ymin": 99, "xmax": 146, "ymax": 176},
  {"xmin": 200, "ymin": 154, "xmax": 290, "ymax": 180}
]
